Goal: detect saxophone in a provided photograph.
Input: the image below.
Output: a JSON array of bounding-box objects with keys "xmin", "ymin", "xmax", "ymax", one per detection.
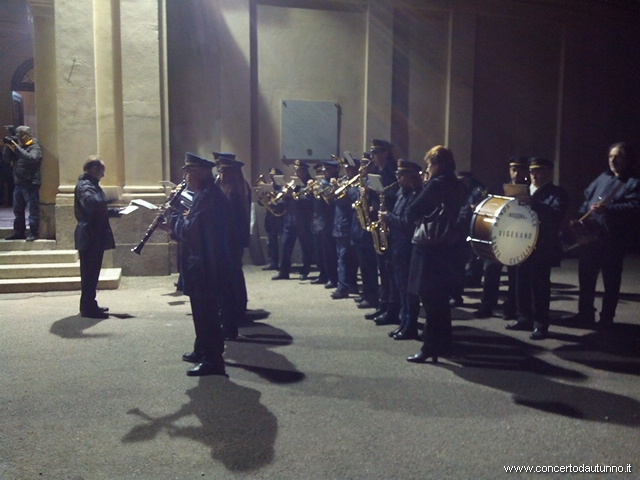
[
  {"xmin": 351, "ymin": 172, "xmax": 371, "ymax": 231},
  {"xmin": 368, "ymin": 181, "xmax": 397, "ymax": 255}
]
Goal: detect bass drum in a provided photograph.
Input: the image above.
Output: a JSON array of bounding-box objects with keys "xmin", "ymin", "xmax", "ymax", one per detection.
[{"xmin": 468, "ymin": 195, "xmax": 539, "ymax": 266}]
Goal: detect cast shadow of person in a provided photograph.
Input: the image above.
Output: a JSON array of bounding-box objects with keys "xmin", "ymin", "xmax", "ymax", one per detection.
[
  {"xmin": 224, "ymin": 322, "xmax": 306, "ymax": 385},
  {"xmin": 50, "ymin": 315, "xmax": 112, "ymax": 339},
  {"xmin": 123, "ymin": 376, "xmax": 277, "ymax": 472},
  {"xmin": 50, "ymin": 313, "xmax": 135, "ymax": 339},
  {"xmin": 442, "ymin": 326, "xmax": 640, "ymax": 427},
  {"xmin": 551, "ymin": 323, "xmax": 640, "ymax": 376}
]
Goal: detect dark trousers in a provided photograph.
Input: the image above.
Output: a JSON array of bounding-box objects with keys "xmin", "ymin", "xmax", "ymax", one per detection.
[
  {"xmin": 355, "ymin": 239, "xmax": 378, "ymax": 302},
  {"xmin": 189, "ymin": 294, "xmax": 225, "ymax": 366},
  {"xmin": 420, "ymin": 287, "xmax": 452, "ymax": 357},
  {"xmin": 377, "ymin": 252, "xmax": 399, "ymax": 312},
  {"xmin": 392, "ymin": 248, "xmax": 419, "ymax": 331},
  {"xmin": 13, "ymin": 184, "xmax": 40, "ymax": 235},
  {"xmin": 265, "ymin": 216, "xmax": 283, "ymax": 268},
  {"xmin": 481, "ymin": 261, "xmax": 517, "ymax": 313},
  {"xmin": 313, "ymin": 229, "xmax": 337, "ymax": 283},
  {"xmin": 279, "ymin": 224, "xmax": 313, "ymax": 276},
  {"xmin": 79, "ymin": 245, "xmax": 104, "ymax": 313},
  {"xmin": 221, "ymin": 247, "xmax": 247, "ymax": 337},
  {"xmin": 516, "ymin": 258, "xmax": 552, "ymax": 330},
  {"xmin": 335, "ymin": 236, "xmax": 357, "ymax": 293},
  {"xmin": 578, "ymin": 242, "xmax": 626, "ymax": 321}
]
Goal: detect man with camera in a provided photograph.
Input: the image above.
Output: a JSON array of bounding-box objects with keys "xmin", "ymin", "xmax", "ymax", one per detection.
[{"xmin": 2, "ymin": 125, "xmax": 43, "ymax": 241}]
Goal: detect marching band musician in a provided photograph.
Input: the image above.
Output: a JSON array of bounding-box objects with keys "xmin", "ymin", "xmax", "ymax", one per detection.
[
  {"xmin": 473, "ymin": 156, "xmax": 530, "ymax": 320},
  {"xmin": 330, "ymin": 156, "xmax": 360, "ymax": 299},
  {"xmin": 563, "ymin": 142, "xmax": 640, "ymax": 329},
  {"xmin": 352, "ymin": 156, "xmax": 381, "ymax": 313},
  {"xmin": 378, "ymin": 159, "xmax": 423, "ymax": 340},
  {"xmin": 166, "ymin": 152, "xmax": 232, "ymax": 377},
  {"xmin": 505, "ymin": 157, "xmax": 569, "ymax": 340},
  {"xmin": 261, "ymin": 167, "xmax": 284, "ymax": 271},
  {"xmin": 368, "ymin": 139, "xmax": 401, "ymax": 327},
  {"xmin": 215, "ymin": 152, "xmax": 251, "ymax": 341},
  {"xmin": 310, "ymin": 161, "xmax": 339, "ymax": 289},
  {"xmin": 272, "ymin": 160, "xmax": 314, "ymax": 281}
]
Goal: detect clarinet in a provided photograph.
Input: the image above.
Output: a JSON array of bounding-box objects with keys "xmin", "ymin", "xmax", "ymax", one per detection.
[{"xmin": 131, "ymin": 180, "xmax": 187, "ymax": 255}]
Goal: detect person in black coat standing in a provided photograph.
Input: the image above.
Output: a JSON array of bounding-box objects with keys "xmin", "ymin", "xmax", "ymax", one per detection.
[
  {"xmin": 505, "ymin": 157, "xmax": 569, "ymax": 340},
  {"xmin": 3, "ymin": 125, "xmax": 43, "ymax": 241},
  {"xmin": 167, "ymin": 152, "xmax": 232, "ymax": 377},
  {"xmin": 74, "ymin": 156, "xmax": 120, "ymax": 319},
  {"xmin": 406, "ymin": 146, "xmax": 467, "ymax": 363}
]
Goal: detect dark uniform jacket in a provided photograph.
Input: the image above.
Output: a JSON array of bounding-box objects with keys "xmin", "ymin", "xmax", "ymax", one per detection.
[
  {"xmin": 74, "ymin": 173, "xmax": 116, "ymax": 252},
  {"xmin": 578, "ymin": 171, "xmax": 640, "ymax": 249},
  {"xmin": 170, "ymin": 177, "xmax": 232, "ymax": 299},
  {"xmin": 385, "ymin": 185, "xmax": 422, "ymax": 259},
  {"xmin": 529, "ymin": 182, "xmax": 569, "ymax": 266},
  {"xmin": 3, "ymin": 139, "xmax": 43, "ymax": 186}
]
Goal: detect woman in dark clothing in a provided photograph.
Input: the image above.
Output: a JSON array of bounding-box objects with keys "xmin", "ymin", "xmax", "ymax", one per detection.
[{"xmin": 404, "ymin": 146, "xmax": 467, "ymax": 364}]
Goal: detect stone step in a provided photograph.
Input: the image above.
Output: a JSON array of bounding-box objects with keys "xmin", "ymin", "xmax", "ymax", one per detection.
[
  {"xmin": 0, "ymin": 261, "xmax": 82, "ymax": 279},
  {"xmin": 0, "ymin": 268, "xmax": 122, "ymax": 293},
  {"xmin": 0, "ymin": 238, "xmax": 58, "ymax": 251},
  {"xmin": 0, "ymin": 249, "xmax": 79, "ymax": 264}
]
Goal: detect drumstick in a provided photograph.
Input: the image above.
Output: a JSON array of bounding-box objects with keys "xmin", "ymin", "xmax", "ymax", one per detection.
[{"xmin": 577, "ymin": 182, "xmax": 624, "ymax": 223}]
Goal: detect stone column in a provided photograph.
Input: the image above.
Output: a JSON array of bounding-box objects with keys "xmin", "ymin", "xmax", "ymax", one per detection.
[
  {"xmin": 29, "ymin": 0, "xmax": 58, "ymax": 239},
  {"xmin": 446, "ymin": 10, "xmax": 476, "ymax": 171},
  {"xmin": 363, "ymin": 0, "xmax": 394, "ymax": 151}
]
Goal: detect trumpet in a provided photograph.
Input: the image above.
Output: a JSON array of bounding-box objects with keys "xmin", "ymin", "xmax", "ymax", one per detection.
[
  {"xmin": 273, "ymin": 179, "xmax": 297, "ymax": 203},
  {"xmin": 132, "ymin": 180, "xmax": 187, "ymax": 255},
  {"xmin": 292, "ymin": 179, "xmax": 319, "ymax": 200},
  {"xmin": 331, "ymin": 174, "xmax": 360, "ymax": 201},
  {"xmin": 254, "ymin": 174, "xmax": 286, "ymax": 217}
]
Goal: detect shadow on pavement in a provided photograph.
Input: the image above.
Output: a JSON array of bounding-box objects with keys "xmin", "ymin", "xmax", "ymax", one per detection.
[
  {"xmin": 444, "ymin": 326, "xmax": 640, "ymax": 426},
  {"xmin": 123, "ymin": 376, "xmax": 277, "ymax": 472}
]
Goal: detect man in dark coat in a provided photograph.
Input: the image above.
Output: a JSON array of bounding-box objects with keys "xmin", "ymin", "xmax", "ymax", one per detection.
[
  {"xmin": 74, "ymin": 156, "xmax": 120, "ymax": 319},
  {"xmin": 379, "ymin": 159, "xmax": 423, "ymax": 340},
  {"xmin": 215, "ymin": 152, "xmax": 251, "ymax": 340},
  {"xmin": 3, "ymin": 125, "xmax": 42, "ymax": 240},
  {"xmin": 272, "ymin": 160, "xmax": 314, "ymax": 280},
  {"xmin": 506, "ymin": 157, "xmax": 569, "ymax": 340},
  {"xmin": 168, "ymin": 152, "xmax": 232, "ymax": 377},
  {"xmin": 563, "ymin": 142, "xmax": 640, "ymax": 328}
]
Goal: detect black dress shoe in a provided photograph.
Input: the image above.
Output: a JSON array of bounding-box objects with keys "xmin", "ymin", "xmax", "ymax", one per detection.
[
  {"xmin": 80, "ymin": 310, "xmax": 109, "ymax": 319},
  {"xmin": 530, "ymin": 328, "xmax": 548, "ymax": 340},
  {"xmin": 271, "ymin": 273, "xmax": 290, "ymax": 280},
  {"xmin": 182, "ymin": 351, "xmax": 204, "ymax": 363},
  {"xmin": 26, "ymin": 234, "xmax": 39, "ymax": 242},
  {"xmin": 357, "ymin": 300, "xmax": 378, "ymax": 309},
  {"xmin": 299, "ymin": 273, "xmax": 309, "ymax": 281},
  {"xmin": 331, "ymin": 289, "xmax": 349, "ymax": 299},
  {"xmin": 98, "ymin": 306, "xmax": 109, "ymax": 313},
  {"xmin": 324, "ymin": 281, "xmax": 337, "ymax": 289},
  {"xmin": 406, "ymin": 351, "xmax": 438, "ymax": 364},
  {"xmin": 186, "ymin": 362, "xmax": 228, "ymax": 377},
  {"xmin": 388, "ymin": 327, "xmax": 402, "ymax": 337},
  {"xmin": 394, "ymin": 329, "xmax": 419, "ymax": 340},
  {"xmin": 506, "ymin": 321, "xmax": 533, "ymax": 331},
  {"xmin": 374, "ymin": 312, "xmax": 400, "ymax": 326},
  {"xmin": 365, "ymin": 308, "xmax": 385, "ymax": 320}
]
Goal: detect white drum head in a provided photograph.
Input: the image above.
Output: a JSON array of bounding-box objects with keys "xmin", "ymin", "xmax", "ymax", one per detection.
[{"xmin": 490, "ymin": 199, "xmax": 539, "ymax": 266}]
